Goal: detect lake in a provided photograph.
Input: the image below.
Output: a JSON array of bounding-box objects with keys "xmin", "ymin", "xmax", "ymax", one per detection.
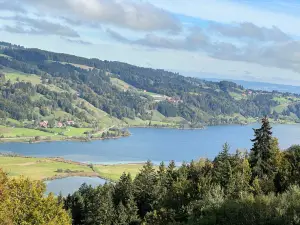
[
  {"xmin": 1, "ymin": 124, "xmax": 300, "ymax": 165},
  {"xmin": 2, "ymin": 124, "xmax": 300, "ymax": 195},
  {"xmin": 45, "ymin": 176, "xmax": 107, "ymax": 196}
]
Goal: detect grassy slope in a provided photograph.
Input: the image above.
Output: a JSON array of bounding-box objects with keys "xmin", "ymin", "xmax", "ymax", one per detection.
[
  {"xmin": 228, "ymin": 91, "xmax": 300, "ymax": 121},
  {"xmin": 0, "ymin": 125, "xmax": 54, "ymax": 138},
  {"xmin": 111, "ymin": 77, "xmax": 135, "ymax": 91},
  {"xmin": 2, "ymin": 69, "xmax": 67, "ymax": 93},
  {"xmin": 0, "ymin": 156, "xmax": 95, "ymax": 180},
  {"xmin": 111, "ymin": 77, "xmax": 167, "ymax": 101},
  {"xmin": 46, "ymin": 127, "xmax": 92, "ymax": 137},
  {"xmin": 2, "ymin": 62, "xmax": 300, "ymax": 137},
  {"xmin": 272, "ymin": 96, "xmax": 293, "ymax": 113},
  {"xmin": 5, "ymin": 72, "xmax": 41, "ymax": 85},
  {"xmin": 60, "ymin": 62, "xmax": 95, "ymax": 70},
  {"xmin": 0, "ymin": 67, "xmax": 126, "ymax": 140},
  {"xmin": 0, "ymin": 54, "xmax": 11, "ymax": 59}
]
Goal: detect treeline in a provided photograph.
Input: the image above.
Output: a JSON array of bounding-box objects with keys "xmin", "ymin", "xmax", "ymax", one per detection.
[
  {"xmin": 63, "ymin": 118, "xmax": 300, "ymax": 225},
  {"xmin": 1, "ymin": 43, "xmax": 300, "ymax": 125},
  {"xmin": 100, "ymin": 128, "xmax": 130, "ymax": 139}
]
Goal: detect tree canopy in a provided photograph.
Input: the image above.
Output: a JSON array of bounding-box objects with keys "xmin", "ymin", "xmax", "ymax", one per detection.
[
  {"xmin": 62, "ymin": 118, "xmax": 300, "ymax": 225},
  {"xmin": 0, "ymin": 170, "xmax": 71, "ymax": 225}
]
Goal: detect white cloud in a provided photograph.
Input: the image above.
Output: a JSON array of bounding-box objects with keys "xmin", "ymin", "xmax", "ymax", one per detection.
[
  {"xmin": 1, "ymin": 0, "xmax": 300, "ymax": 84},
  {"xmin": 149, "ymin": 0, "xmax": 300, "ymax": 36},
  {"xmin": 209, "ymin": 22, "xmax": 291, "ymax": 42},
  {"xmin": 0, "ymin": 15, "xmax": 80, "ymax": 37},
  {"xmin": 21, "ymin": 0, "xmax": 181, "ymax": 32}
]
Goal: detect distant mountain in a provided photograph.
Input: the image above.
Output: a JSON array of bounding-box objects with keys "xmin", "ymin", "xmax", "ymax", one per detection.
[
  {"xmin": 1, "ymin": 41, "xmax": 300, "ymax": 129},
  {"xmin": 204, "ymin": 78, "xmax": 300, "ymax": 94}
]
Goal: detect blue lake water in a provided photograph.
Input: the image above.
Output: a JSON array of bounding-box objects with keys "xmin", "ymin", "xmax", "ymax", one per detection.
[
  {"xmin": 1, "ymin": 124, "xmax": 300, "ymax": 165},
  {"xmin": 45, "ymin": 176, "xmax": 107, "ymax": 196},
  {"xmin": 2, "ymin": 124, "xmax": 300, "ymax": 195}
]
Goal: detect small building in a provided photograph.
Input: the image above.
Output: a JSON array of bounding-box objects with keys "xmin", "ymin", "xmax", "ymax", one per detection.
[
  {"xmin": 57, "ymin": 122, "xmax": 63, "ymax": 128},
  {"xmin": 39, "ymin": 121, "xmax": 48, "ymax": 128},
  {"xmin": 167, "ymin": 97, "xmax": 183, "ymax": 104},
  {"xmin": 66, "ymin": 120, "xmax": 75, "ymax": 125}
]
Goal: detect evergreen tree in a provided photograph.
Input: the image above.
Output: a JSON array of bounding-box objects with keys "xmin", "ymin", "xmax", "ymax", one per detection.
[
  {"xmin": 115, "ymin": 202, "xmax": 128, "ymax": 225},
  {"xmin": 133, "ymin": 160, "xmax": 158, "ymax": 218},
  {"xmin": 157, "ymin": 161, "xmax": 168, "ymax": 205},
  {"xmin": 126, "ymin": 194, "xmax": 140, "ymax": 224},
  {"xmin": 213, "ymin": 143, "xmax": 232, "ymax": 192},
  {"xmin": 113, "ymin": 172, "xmax": 134, "ymax": 206},
  {"xmin": 249, "ymin": 117, "xmax": 275, "ymax": 179},
  {"xmin": 157, "ymin": 161, "xmax": 166, "ymax": 178},
  {"xmin": 65, "ymin": 192, "xmax": 85, "ymax": 225}
]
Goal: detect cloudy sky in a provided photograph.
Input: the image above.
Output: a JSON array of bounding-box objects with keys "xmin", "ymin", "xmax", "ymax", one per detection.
[{"xmin": 1, "ymin": 0, "xmax": 300, "ymax": 85}]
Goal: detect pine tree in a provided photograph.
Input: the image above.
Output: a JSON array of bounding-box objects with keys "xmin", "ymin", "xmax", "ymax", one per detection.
[
  {"xmin": 166, "ymin": 160, "xmax": 177, "ymax": 184},
  {"xmin": 66, "ymin": 192, "xmax": 85, "ymax": 225},
  {"xmin": 94, "ymin": 184, "xmax": 115, "ymax": 225},
  {"xmin": 157, "ymin": 161, "xmax": 168, "ymax": 205},
  {"xmin": 249, "ymin": 116, "xmax": 275, "ymax": 179},
  {"xmin": 133, "ymin": 160, "xmax": 158, "ymax": 218},
  {"xmin": 213, "ymin": 143, "xmax": 232, "ymax": 192},
  {"xmin": 113, "ymin": 173, "xmax": 134, "ymax": 206},
  {"xmin": 158, "ymin": 161, "xmax": 166, "ymax": 178},
  {"xmin": 115, "ymin": 202, "xmax": 128, "ymax": 225},
  {"xmin": 126, "ymin": 194, "xmax": 140, "ymax": 224}
]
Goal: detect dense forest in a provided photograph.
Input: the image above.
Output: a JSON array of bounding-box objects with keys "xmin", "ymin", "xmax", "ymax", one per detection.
[
  {"xmin": 61, "ymin": 117, "xmax": 300, "ymax": 225},
  {"xmin": 1, "ymin": 118, "xmax": 300, "ymax": 224},
  {"xmin": 1, "ymin": 41, "xmax": 300, "ymax": 128}
]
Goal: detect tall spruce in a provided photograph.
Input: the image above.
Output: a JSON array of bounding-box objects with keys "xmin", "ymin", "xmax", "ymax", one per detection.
[
  {"xmin": 113, "ymin": 173, "xmax": 133, "ymax": 206},
  {"xmin": 133, "ymin": 160, "xmax": 158, "ymax": 218},
  {"xmin": 249, "ymin": 116, "xmax": 275, "ymax": 179},
  {"xmin": 213, "ymin": 143, "xmax": 232, "ymax": 191}
]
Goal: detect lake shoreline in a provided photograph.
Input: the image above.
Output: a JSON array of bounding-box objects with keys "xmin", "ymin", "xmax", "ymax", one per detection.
[
  {"xmin": 0, "ymin": 120, "xmax": 298, "ymax": 144},
  {"xmin": 0, "ymin": 133, "xmax": 131, "ymax": 144}
]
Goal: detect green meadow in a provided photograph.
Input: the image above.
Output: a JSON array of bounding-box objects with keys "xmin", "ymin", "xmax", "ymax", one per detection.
[
  {"xmin": 0, "ymin": 125, "xmax": 54, "ymax": 138},
  {"xmin": 0, "ymin": 156, "xmax": 150, "ymax": 182},
  {"xmin": 0, "ymin": 156, "xmax": 95, "ymax": 180}
]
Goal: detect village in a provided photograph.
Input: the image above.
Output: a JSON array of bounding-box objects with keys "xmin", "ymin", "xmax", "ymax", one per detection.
[{"xmin": 39, "ymin": 120, "xmax": 75, "ymax": 128}]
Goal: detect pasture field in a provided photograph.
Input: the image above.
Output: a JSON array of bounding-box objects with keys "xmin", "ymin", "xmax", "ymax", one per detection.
[
  {"xmin": 46, "ymin": 127, "xmax": 92, "ymax": 137},
  {"xmin": 0, "ymin": 156, "xmax": 95, "ymax": 180},
  {"xmin": 5, "ymin": 72, "xmax": 41, "ymax": 85},
  {"xmin": 0, "ymin": 126, "xmax": 53, "ymax": 138},
  {"xmin": 0, "ymin": 156, "xmax": 157, "ymax": 182}
]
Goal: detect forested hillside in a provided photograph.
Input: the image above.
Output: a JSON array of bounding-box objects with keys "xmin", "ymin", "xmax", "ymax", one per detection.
[{"xmin": 1, "ymin": 41, "xmax": 300, "ymax": 131}]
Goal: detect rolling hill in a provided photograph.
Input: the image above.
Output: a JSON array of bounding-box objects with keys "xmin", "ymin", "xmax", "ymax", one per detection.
[{"xmin": 1, "ymin": 41, "xmax": 300, "ymax": 140}]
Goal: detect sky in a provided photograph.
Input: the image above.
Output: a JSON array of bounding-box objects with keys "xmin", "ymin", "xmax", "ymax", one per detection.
[{"xmin": 1, "ymin": 0, "xmax": 300, "ymax": 85}]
